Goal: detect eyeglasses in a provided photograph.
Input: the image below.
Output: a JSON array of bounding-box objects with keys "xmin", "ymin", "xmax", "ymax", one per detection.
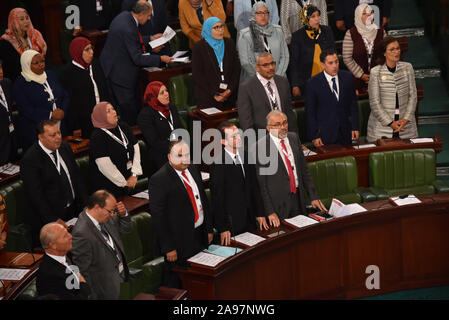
[
  {"xmin": 104, "ymin": 207, "xmax": 118, "ymax": 215},
  {"xmin": 212, "ymin": 24, "xmax": 225, "ymax": 30},
  {"xmin": 255, "ymin": 11, "xmax": 270, "ymax": 15},
  {"xmin": 269, "ymin": 120, "xmax": 288, "ymax": 128},
  {"xmin": 258, "ymin": 61, "xmax": 276, "ymax": 67}
]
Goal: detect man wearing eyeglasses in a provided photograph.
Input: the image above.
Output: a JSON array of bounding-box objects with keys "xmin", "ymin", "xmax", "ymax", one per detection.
[
  {"xmin": 237, "ymin": 52, "xmax": 296, "ymax": 136},
  {"xmin": 71, "ymin": 190, "xmax": 131, "ymax": 300}
]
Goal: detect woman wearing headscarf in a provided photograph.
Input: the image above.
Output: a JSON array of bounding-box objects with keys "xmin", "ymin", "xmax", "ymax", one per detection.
[
  {"xmin": 60, "ymin": 37, "xmax": 110, "ymax": 139},
  {"xmin": 342, "ymin": 3, "xmax": 385, "ymax": 92},
  {"xmin": 89, "ymin": 102, "xmax": 142, "ymax": 197},
  {"xmin": 289, "ymin": 5, "xmax": 335, "ymax": 97},
  {"xmin": 237, "ymin": 1, "xmax": 289, "ymax": 83},
  {"xmin": 192, "ymin": 17, "xmax": 240, "ymax": 109},
  {"xmin": 280, "ymin": 0, "xmax": 328, "ymax": 45},
  {"xmin": 13, "ymin": 50, "xmax": 69, "ymax": 152},
  {"xmin": 179, "ymin": 0, "xmax": 231, "ymax": 49},
  {"xmin": 0, "ymin": 8, "xmax": 47, "ymax": 81},
  {"xmin": 137, "ymin": 81, "xmax": 185, "ymax": 175}
]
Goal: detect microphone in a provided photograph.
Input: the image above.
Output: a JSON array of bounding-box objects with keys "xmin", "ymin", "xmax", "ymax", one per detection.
[{"xmin": 352, "ymin": 138, "xmax": 360, "ymax": 149}]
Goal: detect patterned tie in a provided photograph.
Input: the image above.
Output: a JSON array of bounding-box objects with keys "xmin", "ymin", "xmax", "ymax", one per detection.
[
  {"xmin": 332, "ymin": 77, "xmax": 339, "ymax": 100},
  {"xmin": 266, "ymin": 81, "xmax": 278, "ymax": 110},
  {"xmin": 181, "ymin": 171, "xmax": 199, "ymax": 222},
  {"xmin": 280, "ymin": 140, "xmax": 297, "ymax": 194}
]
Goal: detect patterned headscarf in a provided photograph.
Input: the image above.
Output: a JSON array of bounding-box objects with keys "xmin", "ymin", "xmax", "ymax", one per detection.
[
  {"xmin": 354, "ymin": 4, "xmax": 379, "ymax": 42},
  {"xmin": 299, "ymin": 5, "xmax": 321, "ymax": 39}
]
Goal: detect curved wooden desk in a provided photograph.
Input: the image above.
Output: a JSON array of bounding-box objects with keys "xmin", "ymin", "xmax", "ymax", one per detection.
[{"xmin": 175, "ymin": 194, "xmax": 449, "ymax": 299}]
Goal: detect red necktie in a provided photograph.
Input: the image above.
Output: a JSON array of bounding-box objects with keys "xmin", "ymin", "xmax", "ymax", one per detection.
[
  {"xmin": 280, "ymin": 140, "xmax": 297, "ymax": 194},
  {"xmin": 138, "ymin": 32, "xmax": 146, "ymax": 53},
  {"xmin": 181, "ymin": 171, "xmax": 199, "ymax": 222}
]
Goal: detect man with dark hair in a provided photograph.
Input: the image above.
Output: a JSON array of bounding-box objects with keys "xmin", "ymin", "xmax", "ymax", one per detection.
[
  {"xmin": 100, "ymin": 1, "xmax": 173, "ymax": 125},
  {"xmin": 20, "ymin": 120, "xmax": 88, "ymax": 246},
  {"xmin": 210, "ymin": 121, "xmax": 265, "ymax": 244},
  {"xmin": 0, "ymin": 59, "xmax": 17, "ymax": 166},
  {"xmin": 71, "ymin": 190, "xmax": 131, "ymax": 300},
  {"xmin": 306, "ymin": 49, "xmax": 359, "ymax": 147},
  {"xmin": 149, "ymin": 140, "xmax": 213, "ymax": 288}
]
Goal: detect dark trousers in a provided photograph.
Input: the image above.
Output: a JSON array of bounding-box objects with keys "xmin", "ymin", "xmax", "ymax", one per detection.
[{"xmin": 107, "ymin": 79, "xmax": 141, "ymax": 126}]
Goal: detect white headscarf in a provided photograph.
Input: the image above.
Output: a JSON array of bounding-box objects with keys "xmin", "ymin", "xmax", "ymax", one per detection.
[
  {"xmin": 354, "ymin": 4, "xmax": 379, "ymax": 42},
  {"xmin": 20, "ymin": 49, "xmax": 47, "ymax": 84}
]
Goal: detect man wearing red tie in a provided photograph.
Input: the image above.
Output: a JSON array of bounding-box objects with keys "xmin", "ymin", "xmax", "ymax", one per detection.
[
  {"xmin": 149, "ymin": 140, "xmax": 213, "ymax": 288},
  {"xmin": 252, "ymin": 110, "xmax": 327, "ymax": 229}
]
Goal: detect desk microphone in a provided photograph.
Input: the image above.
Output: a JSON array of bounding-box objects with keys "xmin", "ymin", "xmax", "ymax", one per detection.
[{"xmin": 352, "ymin": 138, "xmax": 360, "ymax": 149}]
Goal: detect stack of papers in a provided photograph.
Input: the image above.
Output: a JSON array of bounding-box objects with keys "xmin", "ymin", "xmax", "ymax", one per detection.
[
  {"xmin": 171, "ymin": 50, "xmax": 190, "ymax": 63},
  {"xmin": 149, "ymin": 26, "xmax": 176, "ymax": 48},
  {"xmin": 233, "ymin": 232, "xmax": 265, "ymax": 247},
  {"xmin": 329, "ymin": 199, "xmax": 367, "ymax": 218},
  {"xmin": 0, "ymin": 163, "xmax": 20, "ymax": 175},
  {"xmin": 390, "ymin": 195, "xmax": 421, "ymax": 206},
  {"xmin": 0, "ymin": 268, "xmax": 29, "ymax": 281},
  {"xmin": 132, "ymin": 190, "xmax": 149, "ymax": 200},
  {"xmin": 284, "ymin": 215, "xmax": 318, "ymax": 228}
]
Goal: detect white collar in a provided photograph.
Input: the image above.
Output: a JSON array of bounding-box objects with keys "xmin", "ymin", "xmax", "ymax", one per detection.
[
  {"xmin": 256, "ymin": 72, "xmax": 274, "ymax": 86},
  {"xmin": 269, "ymin": 132, "xmax": 285, "ymax": 145},
  {"xmin": 72, "ymin": 60, "xmax": 88, "ymax": 70},
  {"xmin": 224, "ymin": 147, "xmax": 238, "ymax": 159},
  {"xmin": 323, "ymin": 70, "xmax": 338, "ymax": 83},
  {"xmin": 132, "ymin": 15, "xmax": 139, "ymax": 27},
  {"xmin": 38, "ymin": 140, "xmax": 57, "ymax": 156},
  {"xmin": 46, "ymin": 252, "xmax": 67, "ymax": 266},
  {"xmin": 85, "ymin": 210, "xmax": 101, "ymax": 229}
]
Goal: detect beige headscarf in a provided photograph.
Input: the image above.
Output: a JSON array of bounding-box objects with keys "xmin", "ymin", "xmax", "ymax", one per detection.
[
  {"xmin": 354, "ymin": 4, "xmax": 379, "ymax": 42},
  {"xmin": 20, "ymin": 49, "xmax": 47, "ymax": 84}
]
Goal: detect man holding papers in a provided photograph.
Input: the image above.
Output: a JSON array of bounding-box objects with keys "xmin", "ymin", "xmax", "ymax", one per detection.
[
  {"xmin": 252, "ymin": 110, "xmax": 327, "ymax": 229},
  {"xmin": 149, "ymin": 140, "xmax": 213, "ymax": 288}
]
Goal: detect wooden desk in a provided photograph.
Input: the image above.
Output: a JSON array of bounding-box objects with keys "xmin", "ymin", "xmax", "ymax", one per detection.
[
  {"xmin": 189, "ymin": 108, "xmax": 238, "ymax": 131},
  {"xmin": 0, "ymin": 251, "xmax": 43, "ymax": 300},
  {"xmin": 120, "ymin": 195, "xmax": 149, "ymax": 215},
  {"xmin": 174, "ymin": 193, "xmax": 449, "ymax": 299},
  {"xmin": 305, "ymin": 135, "xmax": 442, "ymax": 187},
  {"xmin": 133, "ymin": 286, "xmax": 187, "ymax": 300}
]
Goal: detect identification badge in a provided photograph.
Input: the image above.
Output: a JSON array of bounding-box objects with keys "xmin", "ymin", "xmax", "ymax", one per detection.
[
  {"xmin": 118, "ymin": 262, "xmax": 124, "ymax": 274},
  {"xmin": 96, "ymin": 0, "xmax": 103, "ymax": 11},
  {"xmin": 9, "ymin": 123, "xmax": 14, "ymax": 133},
  {"xmin": 219, "ymin": 83, "xmax": 228, "ymax": 90},
  {"xmin": 127, "ymin": 161, "xmax": 132, "ymax": 170}
]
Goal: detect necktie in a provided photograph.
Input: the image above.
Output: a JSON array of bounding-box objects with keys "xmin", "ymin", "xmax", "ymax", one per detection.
[
  {"xmin": 138, "ymin": 32, "xmax": 146, "ymax": 53},
  {"xmin": 332, "ymin": 77, "xmax": 339, "ymax": 100},
  {"xmin": 280, "ymin": 140, "xmax": 297, "ymax": 194},
  {"xmin": 0, "ymin": 85, "xmax": 7, "ymax": 109},
  {"xmin": 100, "ymin": 224, "xmax": 111, "ymax": 244},
  {"xmin": 196, "ymin": 7, "xmax": 203, "ymax": 24},
  {"xmin": 51, "ymin": 151, "xmax": 74, "ymax": 205},
  {"xmin": 234, "ymin": 154, "xmax": 245, "ymax": 177},
  {"xmin": 266, "ymin": 81, "xmax": 278, "ymax": 110},
  {"xmin": 181, "ymin": 171, "xmax": 199, "ymax": 222}
]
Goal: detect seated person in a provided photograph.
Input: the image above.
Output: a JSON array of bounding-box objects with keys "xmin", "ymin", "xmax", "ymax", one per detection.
[
  {"xmin": 14, "ymin": 50, "xmax": 69, "ymax": 152},
  {"xmin": 0, "ymin": 7, "xmax": 47, "ymax": 81},
  {"xmin": 342, "ymin": 3, "xmax": 386, "ymax": 92},
  {"xmin": 0, "ymin": 194, "xmax": 8, "ymax": 251},
  {"xmin": 237, "ymin": 2, "xmax": 289, "ymax": 83},
  {"xmin": 192, "ymin": 17, "xmax": 240, "ymax": 109},
  {"xmin": 89, "ymin": 102, "xmax": 142, "ymax": 198},
  {"xmin": 289, "ymin": 5, "xmax": 335, "ymax": 98},
  {"xmin": 137, "ymin": 81, "xmax": 185, "ymax": 176},
  {"xmin": 60, "ymin": 37, "xmax": 110, "ymax": 139},
  {"xmin": 234, "ymin": 0, "xmax": 279, "ymax": 32},
  {"xmin": 179, "ymin": 0, "xmax": 230, "ymax": 49}
]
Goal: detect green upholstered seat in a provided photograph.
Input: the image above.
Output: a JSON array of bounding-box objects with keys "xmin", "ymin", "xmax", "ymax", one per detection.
[
  {"xmin": 169, "ymin": 29, "xmax": 190, "ymax": 53},
  {"xmin": 167, "ymin": 73, "xmax": 196, "ymax": 113},
  {"xmin": 357, "ymin": 99, "xmax": 371, "ymax": 143},
  {"xmin": 75, "ymin": 156, "xmax": 90, "ymax": 192},
  {"xmin": 134, "ymin": 140, "xmax": 149, "ymax": 193},
  {"xmin": 307, "ymin": 156, "xmax": 375, "ymax": 208},
  {"xmin": 293, "ymin": 107, "xmax": 309, "ymax": 144},
  {"xmin": 369, "ymin": 148, "xmax": 449, "ymax": 199}
]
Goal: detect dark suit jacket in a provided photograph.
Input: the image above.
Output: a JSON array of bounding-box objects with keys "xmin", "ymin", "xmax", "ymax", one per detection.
[
  {"xmin": 36, "ymin": 254, "xmax": 90, "ymax": 300},
  {"xmin": 100, "ymin": 11, "xmax": 161, "ymax": 89},
  {"xmin": 149, "ymin": 163, "xmax": 213, "ymax": 262},
  {"xmin": 71, "ymin": 210, "xmax": 131, "ymax": 300},
  {"xmin": 70, "ymin": 0, "xmax": 122, "ymax": 30},
  {"xmin": 306, "ymin": 70, "xmax": 359, "ymax": 145},
  {"xmin": 20, "ymin": 142, "xmax": 88, "ymax": 238},
  {"xmin": 122, "ymin": 0, "xmax": 169, "ymax": 36},
  {"xmin": 253, "ymin": 132, "xmax": 318, "ymax": 219},
  {"xmin": 237, "ymin": 74, "xmax": 297, "ymax": 133},
  {"xmin": 0, "ymin": 77, "xmax": 17, "ymax": 165},
  {"xmin": 210, "ymin": 148, "xmax": 265, "ymax": 235},
  {"xmin": 137, "ymin": 103, "xmax": 184, "ymax": 173},
  {"xmin": 333, "ymin": 0, "xmax": 391, "ymax": 30},
  {"xmin": 192, "ymin": 38, "xmax": 241, "ymax": 109}
]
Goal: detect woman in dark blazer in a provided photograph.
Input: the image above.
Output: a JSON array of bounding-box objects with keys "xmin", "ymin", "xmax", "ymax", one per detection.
[
  {"xmin": 289, "ymin": 5, "xmax": 335, "ymax": 97},
  {"xmin": 137, "ymin": 81, "xmax": 185, "ymax": 176},
  {"xmin": 60, "ymin": 37, "xmax": 109, "ymax": 139},
  {"xmin": 192, "ymin": 17, "xmax": 240, "ymax": 109}
]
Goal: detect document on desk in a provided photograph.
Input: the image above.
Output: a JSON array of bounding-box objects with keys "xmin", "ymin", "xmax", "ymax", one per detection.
[
  {"xmin": 233, "ymin": 232, "xmax": 265, "ymax": 247},
  {"xmin": 353, "ymin": 144, "xmax": 376, "ymax": 149},
  {"xmin": 204, "ymin": 245, "xmax": 242, "ymax": 258},
  {"xmin": 0, "ymin": 268, "xmax": 29, "ymax": 281},
  {"xmin": 187, "ymin": 251, "xmax": 226, "ymax": 267},
  {"xmin": 410, "ymin": 138, "xmax": 434, "ymax": 143},
  {"xmin": 149, "ymin": 26, "xmax": 176, "ymax": 48},
  {"xmin": 143, "ymin": 66, "xmax": 162, "ymax": 72},
  {"xmin": 390, "ymin": 195, "xmax": 421, "ymax": 206},
  {"xmin": 132, "ymin": 190, "xmax": 150, "ymax": 200},
  {"xmin": 303, "ymin": 150, "xmax": 317, "ymax": 156},
  {"xmin": 172, "ymin": 57, "xmax": 190, "ymax": 63},
  {"xmin": 329, "ymin": 199, "xmax": 367, "ymax": 217},
  {"xmin": 284, "ymin": 215, "xmax": 318, "ymax": 228},
  {"xmin": 0, "ymin": 163, "xmax": 20, "ymax": 175},
  {"xmin": 200, "ymin": 107, "xmax": 222, "ymax": 115}
]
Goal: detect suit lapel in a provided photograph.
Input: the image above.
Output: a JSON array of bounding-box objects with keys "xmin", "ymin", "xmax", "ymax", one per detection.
[
  {"xmin": 81, "ymin": 211, "xmax": 118, "ymax": 257},
  {"xmin": 254, "ymin": 77, "xmax": 272, "ymax": 114},
  {"xmin": 266, "ymin": 135, "xmax": 288, "ymax": 178},
  {"xmin": 319, "ymin": 72, "xmax": 338, "ymax": 102}
]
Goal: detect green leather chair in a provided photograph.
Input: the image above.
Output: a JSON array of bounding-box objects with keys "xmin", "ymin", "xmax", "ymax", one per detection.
[
  {"xmin": 167, "ymin": 73, "xmax": 196, "ymax": 134},
  {"xmin": 307, "ymin": 156, "xmax": 376, "ymax": 208},
  {"xmin": 119, "ymin": 212, "xmax": 164, "ymax": 300},
  {"xmin": 369, "ymin": 148, "xmax": 449, "ymax": 199},
  {"xmin": 292, "ymin": 107, "xmax": 310, "ymax": 145},
  {"xmin": 168, "ymin": 29, "xmax": 190, "ymax": 53},
  {"xmin": 357, "ymin": 99, "xmax": 371, "ymax": 143}
]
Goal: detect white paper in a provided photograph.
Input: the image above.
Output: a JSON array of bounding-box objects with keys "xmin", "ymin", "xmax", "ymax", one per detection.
[
  {"xmin": 390, "ymin": 195, "xmax": 422, "ymax": 206},
  {"xmin": 0, "ymin": 268, "xmax": 30, "ymax": 281},
  {"xmin": 201, "ymin": 171, "xmax": 210, "ymax": 181},
  {"xmin": 328, "ymin": 198, "xmax": 345, "ymax": 217},
  {"xmin": 172, "ymin": 50, "xmax": 188, "ymax": 58},
  {"xmin": 149, "ymin": 26, "xmax": 176, "ymax": 48},
  {"xmin": 187, "ymin": 251, "xmax": 226, "ymax": 267},
  {"xmin": 172, "ymin": 57, "xmax": 190, "ymax": 63},
  {"xmin": 132, "ymin": 190, "xmax": 149, "ymax": 200},
  {"xmin": 200, "ymin": 107, "xmax": 222, "ymax": 115},
  {"xmin": 284, "ymin": 215, "xmax": 318, "ymax": 228},
  {"xmin": 66, "ymin": 217, "xmax": 78, "ymax": 227},
  {"xmin": 303, "ymin": 150, "xmax": 317, "ymax": 156},
  {"xmin": 339, "ymin": 203, "xmax": 367, "ymax": 217},
  {"xmin": 410, "ymin": 138, "xmax": 434, "ymax": 143},
  {"xmin": 0, "ymin": 163, "xmax": 20, "ymax": 175},
  {"xmin": 233, "ymin": 232, "xmax": 265, "ymax": 247},
  {"xmin": 353, "ymin": 144, "xmax": 376, "ymax": 149},
  {"xmin": 143, "ymin": 66, "xmax": 162, "ymax": 72}
]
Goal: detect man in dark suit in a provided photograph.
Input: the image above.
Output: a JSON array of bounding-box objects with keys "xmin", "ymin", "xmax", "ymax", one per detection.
[
  {"xmin": 36, "ymin": 222, "xmax": 90, "ymax": 300},
  {"xmin": 100, "ymin": 1, "xmax": 172, "ymax": 125},
  {"xmin": 237, "ymin": 52, "xmax": 297, "ymax": 134},
  {"xmin": 70, "ymin": 0, "xmax": 122, "ymax": 33},
  {"xmin": 252, "ymin": 110, "xmax": 327, "ymax": 228},
  {"xmin": 210, "ymin": 121, "xmax": 265, "ymax": 245},
  {"xmin": 0, "ymin": 60, "xmax": 17, "ymax": 166},
  {"xmin": 71, "ymin": 190, "xmax": 131, "ymax": 300},
  {"xmin": 306, "ymin": 49, "xmax": 359, "ymax": 147},
  {"xmin": 334, "ymin": 0, "xmax": 391, "ymax": 31},
  {"xmin": 149, "ymin": 140, "xmax": 213, "ymax": 288},
  {"xmin": 20, "ymin": 120, "xmax": 88, "ymax": 246}
]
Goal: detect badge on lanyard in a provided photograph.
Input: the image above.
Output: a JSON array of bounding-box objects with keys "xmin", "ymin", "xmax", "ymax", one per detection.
[
  {"xmin": 118, "ymin": 262, "xmax": 124, "ymax": 274},
  {"xmin": 219, "ymin": 83, "xmax": 228, "ymax": 90},
  {"xmin": 9, "ymin": 123, "xmax": 14, "ymax": 133},
  {"xmin": 126, "ymin": 160, "xmax": 132, "ymax": 170}
]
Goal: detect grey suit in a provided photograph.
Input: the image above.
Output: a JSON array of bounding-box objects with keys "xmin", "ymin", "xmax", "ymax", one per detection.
[
  {"xmin": 71, "ymin": 211, "xmax": 132, "ymax": 300},
  {"xmin": 252, "ymin": 132, "xmax": 318, "ymax": 219},
  {"xmin": 237, "ymin": 74, "xmax": 297, "ymax": 133}
]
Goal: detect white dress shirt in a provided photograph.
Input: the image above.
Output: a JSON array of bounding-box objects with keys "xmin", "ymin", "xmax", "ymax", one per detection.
[
  {"xmin": 174, "ymin": 168, "xmax": 204, "ymax": 228},
  {"xmin": 256, "ymin": 72, "xmax": 282, "ymax": 111},
  {"xmin": 269, "ymin": 133, "xmax": 299, "ymax": 188},
  {"xmin": 224, "ymin": 148, "xmax": 245, "ymax": 177},
  {"xmin": 323, "ymin": 70, "xmax": 340, "ymax": 100}
]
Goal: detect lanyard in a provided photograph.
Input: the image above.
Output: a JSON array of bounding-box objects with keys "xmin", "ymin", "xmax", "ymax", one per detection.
[
  {"xmin": 0, "ymin": 85, "xmax": 10, "ymax": 119},
  {"xmin": 220, "ymin": 62, "xmax": 225, "ymax": 82},
  {"xmin": 101, "ymin": 126, "xmax": 131, "ymax": 160},
  {"xmin": 72, "ymin": 61, "xmax": 100, "ymax": 103},
  {"xmin": 43, "ymin": 81, "xmax": 57, "ymax": 110},
  {"xmin": 362, "ymin": 37, "xmax": 374, "ymax": 66},
  {"xmin": 158, "ymin": 111, "xmax": 174, "ymax": 131},
  {"xmin": 263, "ymin": 36, "xmax": 271, "ymax": 54}
]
